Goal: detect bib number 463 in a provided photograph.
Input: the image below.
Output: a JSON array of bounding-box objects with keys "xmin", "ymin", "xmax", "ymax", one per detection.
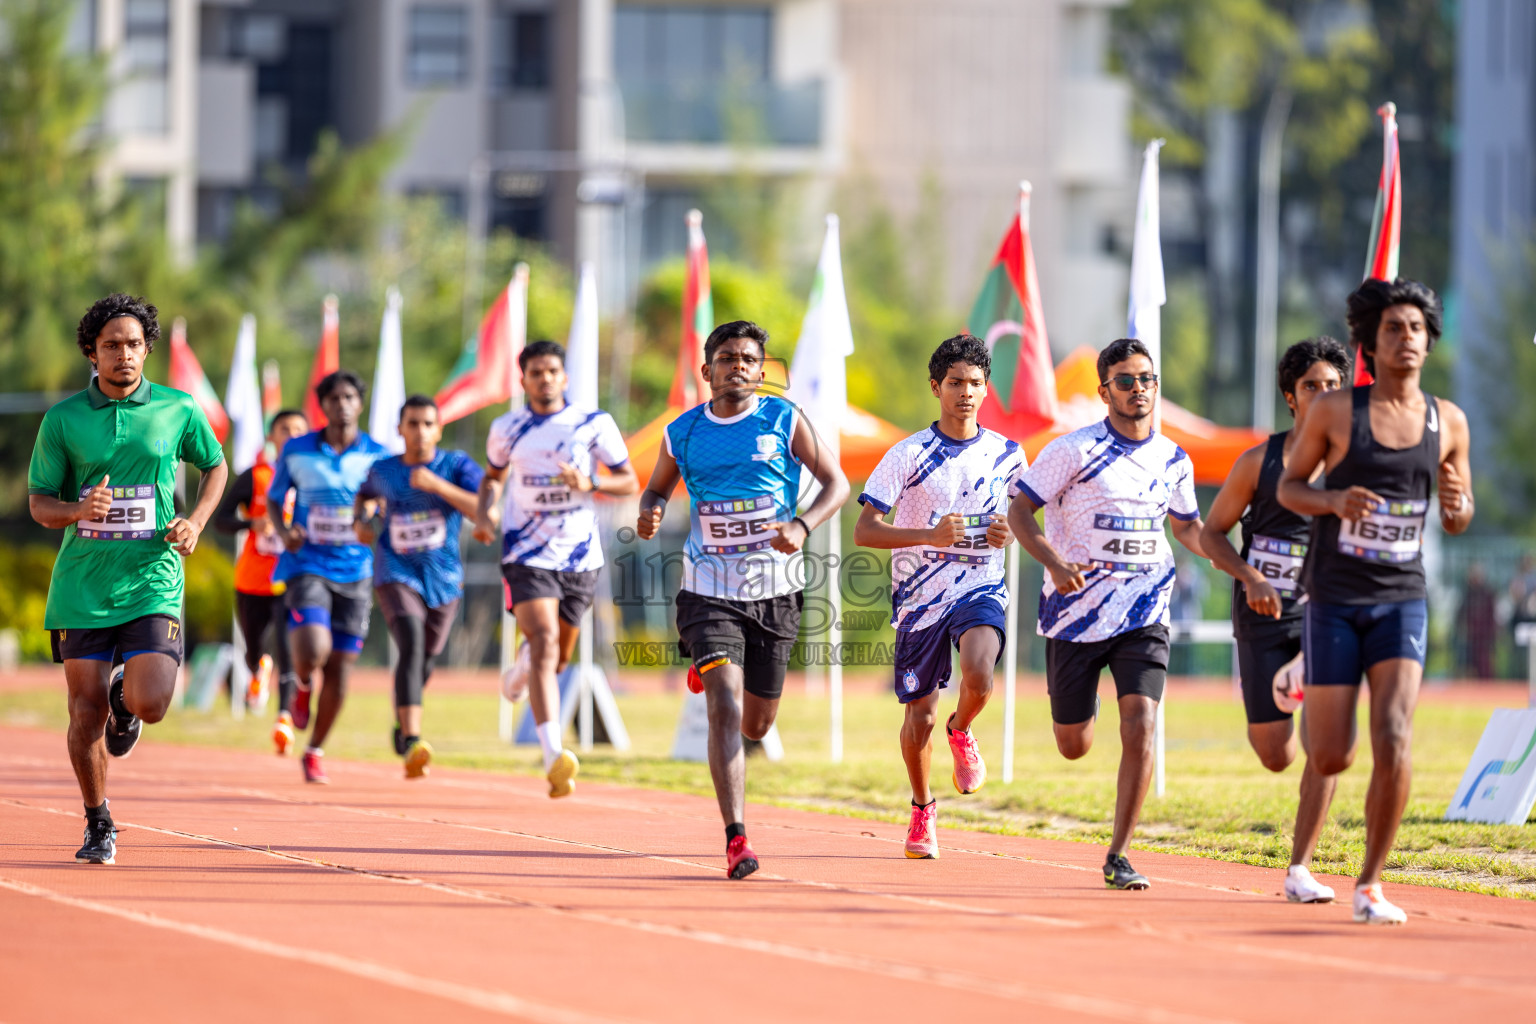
[{"xmin": 1101, "ymin": 537, "xmax": 1157, "ymax": 557}]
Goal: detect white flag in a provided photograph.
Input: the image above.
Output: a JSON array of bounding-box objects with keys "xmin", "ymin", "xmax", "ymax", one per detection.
[
  {"xmin": 788, "ymin": 214, "xmax": 855, "ymax": 457},
  {"xmin": 370, "ymin": 286, "xmax": 406, "ymax": 454},
  {"xmin": 225, "ymin": 313, "xmax": 264, "ymax": 473},
  {"xmin": 564, "ymin": 261, "xmax": 600, "ymax": 409},
  {"xmin": 1127, "ymin": 140, "xmax": 1167, "ymax": 428}
]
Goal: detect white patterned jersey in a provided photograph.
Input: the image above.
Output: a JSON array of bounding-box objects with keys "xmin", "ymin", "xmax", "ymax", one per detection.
[
  {"xmin": 486, "ymin": 403, "xmax": 630, "ymax": 572},
  {"xmin": 859, "ymin": 424, "xmax": 1027, "ymax": 633},
  {"xmin": 1014, "ymin": 419, "xmax": 1199, "ymax": 643}
]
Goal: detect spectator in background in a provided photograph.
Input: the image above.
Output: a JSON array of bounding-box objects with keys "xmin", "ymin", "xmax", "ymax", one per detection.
[{"xmin": 1458, "ymin": 563, "xmax": 1497, "ymax": 679}]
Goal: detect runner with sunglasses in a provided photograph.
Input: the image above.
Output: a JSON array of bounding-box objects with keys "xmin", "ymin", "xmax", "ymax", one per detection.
[
  {"xmin": 1008, "ymin": 337, "xmax": 1206, "ymax": 891},
  {"xmin": 1200, "ymin": 337, "xmax": 1350, "ymax": 905},
  {"xmin": 1277, "ymin": 279, "xmax": 1472, "ymax": 925}
]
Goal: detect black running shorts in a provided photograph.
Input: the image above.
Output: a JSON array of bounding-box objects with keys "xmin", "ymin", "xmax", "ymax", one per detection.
[
  {"xmin": 1236, "ymin": 626, "xmax": 1302, "ymax": 725},
  {"xmin": 501, "ymin": 563, "xmax": 598, "ymax": 626},
  {"xmin": 1044, "ymin": 624, "xmax": 1170, "ymax": 725},
  {"xmin": 675, "ymin": 589, "xmax": 802, "ymax": 701},
  {"xmin": 51, "ymin": 615, "xmax": 183, "ymax": 666}
]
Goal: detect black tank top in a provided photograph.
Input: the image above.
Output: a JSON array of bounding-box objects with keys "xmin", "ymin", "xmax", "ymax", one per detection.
[
  {"xmin": 1233, "ymin": 432, "xmax": 1310, "ymax": 638},
  {"xmin": 1304, "ymin": 386, "xmax": 1438, "ymax": 605}
]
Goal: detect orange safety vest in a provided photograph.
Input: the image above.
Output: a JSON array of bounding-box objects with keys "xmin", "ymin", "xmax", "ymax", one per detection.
[{"xmin": 233, "ymin": 454, "xmax": 292, "ymax": 596}]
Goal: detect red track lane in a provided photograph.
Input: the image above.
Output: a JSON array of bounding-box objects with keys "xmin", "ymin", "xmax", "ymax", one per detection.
[{"xmin": 1, "ymin": 725, "xmax": 1533, "ymax": 1024}]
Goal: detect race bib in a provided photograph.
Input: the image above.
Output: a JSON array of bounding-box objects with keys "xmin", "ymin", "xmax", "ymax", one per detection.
[
  {"xmin": 253, "ymin": 529, "xmax": 285, "ymax": 556},
  {"xmin": 513, "ymin": 473, "xmax": 576, "ymax": 516},
  {"xmin": 1087, "ymin": 514, "xmax": 1167, "ymax": 573},
  {"xmin": 698, "ymin": 495, "xmax": 779, "ymax": 555},
  {"xmin": 1247, "ymin": 534, "xmax": 1307, "ymax": 596},
  {"xmin": 924, "ymin": 513, "xmax": 997, "ymax": 565},
  {"xmin": 76, "ymin": 484, "xmax": 155, "ymax": 540},
  {"xmin": 307, "ymin": 504, "xmax": 356, "ymax": 546},
  {"xmin": 1337, "ymin": 500, "xmax": 1426, "ymax": 563},
  {"xmin": 389, "ymin": 509, "xmax": 448, "ymax": 554}
]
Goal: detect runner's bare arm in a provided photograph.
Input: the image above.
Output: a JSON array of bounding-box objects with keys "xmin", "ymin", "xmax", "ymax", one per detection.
[
  {"xmin": 473, "ymin": 463, "xmax": 508, "ymax": 543},
  {"xmin": 766, "ymin": 414, "xmax": 851, "ymax": 553},
  {"xmin": 410, "ymin": 465, "xmax": 480, "ymax": 518},
  {"xmin": 1199, "ymin": 445, "xmax": 1280, "ymax": 618},
  {"xmin": 351, "ymin": 489, "xmax": 379, "ymax": 545},
  {"xmin": 1169, "ymin": 514, "xmax": 1207, "ymax": 559},
  {"xmin": 213, "ymin": 468, "xmax": 253, "ymax": 535},
  {"xmin": 554, "ymin": 459, "xmax": 640, "ymax": 499},
  {"xmin": 852, "ymin": 502, "xmax": 966, "ymax": 549},
  {"xmin": 1006, "ymin": 490, "xmax": 1086, "ymax": 594},
  {"xmin": 166, "ymin": 460, "xmax": 229, "ymax": 556},
  {"xmin": 1276, "ymin": 390, "xmax": 1378, "ymax": 520},
  {"xmin": 1436, "ymin": 398, "xmax": 1474, "ymax": 536},
  {"xmin": 636, "ymin": 448, "xmax": 682, "ymax": 540},
  {"xmin": 29, "ymin": 472, "xmax": 113, "ymax": 529}
]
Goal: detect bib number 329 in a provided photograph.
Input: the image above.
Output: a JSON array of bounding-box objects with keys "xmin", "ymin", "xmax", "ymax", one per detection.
[{"xmin": 77, "ymin": 484, "xmax": 155, "ymax": 541}]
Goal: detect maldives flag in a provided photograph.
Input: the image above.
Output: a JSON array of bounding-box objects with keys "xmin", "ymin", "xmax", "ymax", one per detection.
[
  {"xmin": 669, "ymin": 209, "xmax": 713, "ymax": 407},
  {"xmin": 966, "ymin": 183, "xmax": 1058, "ymax": 440},
  {"xmin": 303, "ymin": 295, "xmax": 340, "ymax": 427},
  {"xmin": 167, "ymin": 317, "xmax": 230, "ymax": 442},
  {"xmin": 1356, "ymin": 102, "xmax": 1402, "ymax": 385},
  {"xmin": 435, "ymin": 264, "xmax": 529, "ymax": 424}
]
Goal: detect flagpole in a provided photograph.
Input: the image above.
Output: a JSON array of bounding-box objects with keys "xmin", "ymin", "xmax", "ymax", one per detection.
[
  {"xmin": 499, "ymin": 265, "xmax": 530, "ymax": 744},
  {"xmin": 1000, "ymin": 183, "xmax": 1034, "ymax": 784}
]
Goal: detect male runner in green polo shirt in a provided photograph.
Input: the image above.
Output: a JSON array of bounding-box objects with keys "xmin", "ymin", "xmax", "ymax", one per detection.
[{"xmin": 28, "ymin": 294, "xmax": 228, "ymax": 865}]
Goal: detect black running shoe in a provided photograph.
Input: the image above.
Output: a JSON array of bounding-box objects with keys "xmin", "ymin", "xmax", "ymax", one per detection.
[
  {"xmin": 1104, "ymin": 854, "xmax": 1149, "ymax": 890},
  {"xmin": 392, "ymin": 725, "xmax": 405, "ymax": 757},
  {"xmin": 104, "ymin": 667, "xmax": 141, "ymax": 759},
  {"xmin": 76, "ymin": 819, "xmax": 117, "ymax": 864}
]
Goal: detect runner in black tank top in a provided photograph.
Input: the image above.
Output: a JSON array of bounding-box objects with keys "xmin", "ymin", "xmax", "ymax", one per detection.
[
  {"xmin": 1202, "ymin": 336, "xmax": 1348, "ymax": 904},
  {"xmin": 1276, "ymin": 279, "xmax": 1473, "ymax": 925}
]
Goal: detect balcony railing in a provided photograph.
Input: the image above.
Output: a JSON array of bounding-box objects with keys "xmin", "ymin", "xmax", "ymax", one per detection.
[{"xmin": 617, "ymin": 79, "xmax": 823, "ymax": 147}]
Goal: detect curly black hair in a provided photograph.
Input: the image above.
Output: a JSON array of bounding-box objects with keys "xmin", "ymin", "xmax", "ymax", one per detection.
[
  {"xmin": 704, "ymin": 320, "xmax": 768, "ymax": 363},
  {"xmin": 1345, "ymin": 278, "xmax": 1442, "ymax": 378},
  {"xmin": 315, "ymin": 369, "xmax": 366, "ymax": 403},
  {"xmin": 928, "ymin": 334, "xmax": 991, "ymax": 382},
  {"xmin": 518, "ymin": 339, "xmax": 565, "ymax": 371},
  {"xmin": 1276, "ymin": 336, "xmax": 1350, "ymax": 411},
  {"xmin": 76, "ymin": 293, "xmax": 160, "ymax": 358}
]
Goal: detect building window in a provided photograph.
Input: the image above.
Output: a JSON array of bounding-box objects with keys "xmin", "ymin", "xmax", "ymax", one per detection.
[
  {"xmin": 408, "ymin": 5, "xmax": 470, "ymax": 88},
  {"xmin": 492, "ymin": 9, "xmax": 551, "ymax": 91},
  {"xmin": 615, "ymin": 5, "xmax": 770, "ymax": 86},
  {"xmin": 407, "ymin": 185, "xmax": 467, "ymax": 220},
  {"xmin": 66, "ymin": 0, "xmax": 98, "ymax": 54},
  {"xmin": 118, "ymin": 0, "xmax": 170, "ymax": 134}
]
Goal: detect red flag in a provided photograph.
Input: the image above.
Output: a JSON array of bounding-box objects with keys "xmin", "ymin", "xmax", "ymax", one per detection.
[
  {"xmin": 1355, "ymin": 102, "xmax": 1402, "ymax": 385},
  {"xmin": 669, "ymin": 209, "xmax": 713, "ymax": 407},
  {"xmin": 435, "ymin": 265, "xmax": 529, "ymax": 424},
  {"xmin": 167, "ymin": 317, "xmax": 230, "ymax": 442},
  {"xmin": 303, "ymin": 295, "xmax": 340, "ymax": 428},
  {"xmin": 966, "ymin": 183, "xmax": 1058, "ymax": 440}
]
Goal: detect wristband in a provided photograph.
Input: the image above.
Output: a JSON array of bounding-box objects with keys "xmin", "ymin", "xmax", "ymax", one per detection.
[{"xmin": 792, "ymin": 516, "xmax": 810, "ymax": 536}]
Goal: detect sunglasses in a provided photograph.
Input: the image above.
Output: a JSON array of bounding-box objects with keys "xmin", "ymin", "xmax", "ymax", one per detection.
[{"xmin": 1104, "ymin": 373, "xmax": 1160, "ymax": 391}]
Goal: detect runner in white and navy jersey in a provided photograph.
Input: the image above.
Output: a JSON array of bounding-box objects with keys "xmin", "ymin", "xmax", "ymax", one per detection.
[
  {"xmin": 474, "ymin": 340, "xmax": 637, "ymax": 798},
  {"xmin": 636, "ymin": 321, "xmax": 849, "ymax": 879},
  {"xmin": 855, "ymin": 334, "xmax": 1024, "ymax": 860},
  {"xmin": 1277, "ymin": 279, "xmax": 1473, "ymax": 925},
  {"xmin": 356, "ymin": 395, "xmax": 484, "ymax": 779},
  {"xmin": 1201, "ymin": 337, "xmax": 1349, "ymax": 905},
  {"xmin": 1008, "ymin": 337, "xmax": 1207, "ymax": 891}
]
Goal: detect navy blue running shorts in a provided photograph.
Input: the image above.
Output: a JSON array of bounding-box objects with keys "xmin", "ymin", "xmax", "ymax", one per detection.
[
  {"xmin": 1303, "ymin": 598, "xmax": 1428, "ymax": 686},
  {"xmin": 892, "ymin": 594, "xmax": 1007, "ymax": 704}
]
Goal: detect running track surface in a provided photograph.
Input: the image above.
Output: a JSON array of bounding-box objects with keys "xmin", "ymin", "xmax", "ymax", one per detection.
[{"xmin": 2, "ymin": 726, "xmax": 1533, "ymax": 1024}]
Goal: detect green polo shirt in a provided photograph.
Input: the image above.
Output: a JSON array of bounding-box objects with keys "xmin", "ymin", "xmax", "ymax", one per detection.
[{"xmin": 28, "ymin": 377, "xmax": 225, "ymax": 629}]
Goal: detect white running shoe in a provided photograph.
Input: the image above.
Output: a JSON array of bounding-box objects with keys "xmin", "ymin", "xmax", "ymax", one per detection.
[
  {"xmin": 501, "ymin": 640, "xmax": 530, "ymax": 702},
  {"xmin": 1352, "ymin": 883, "xmax": 1407, "ymax": 925},
  {"xmin": 1283, "ymin": 864, "xmax": 1335, "ymax": 903}
]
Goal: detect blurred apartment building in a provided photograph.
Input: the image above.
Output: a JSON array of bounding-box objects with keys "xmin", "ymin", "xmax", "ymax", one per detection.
[
  {"xmin": 1453, "ymin": 0, "xmax": 1535, "ymax": 473},
  {"xmin": 82, "ymin": 0, "xmax": 1131, "ymax": 350}
]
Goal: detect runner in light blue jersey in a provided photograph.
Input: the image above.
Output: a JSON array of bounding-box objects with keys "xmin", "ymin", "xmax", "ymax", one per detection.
[
  {"xmin": 855, "ymin": 335, "xmax": 1022, "ymax": 860},
  {"xmin": 637, "ymin": 321, "xmax": 849, "ymax": 879},
  {"xmin": 356, "ymin": 394, "xmax": 484, "ymax": 779},
  {"xmin": 267, "ymin": 369, "xmax": 389, "ymax": 784}
]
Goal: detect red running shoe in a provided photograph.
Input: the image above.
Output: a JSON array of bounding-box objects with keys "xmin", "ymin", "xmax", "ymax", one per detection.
[
  {"xmin": 726, "ymin": 835, "xmax": 758, "ymax": 880},
  {"xmin": 302, "ymin": 749, "xmax": 329, "ymax": 785},
  {"xmin": 292, "ymin": 685, "xmax": 312, "ymax": 731}
]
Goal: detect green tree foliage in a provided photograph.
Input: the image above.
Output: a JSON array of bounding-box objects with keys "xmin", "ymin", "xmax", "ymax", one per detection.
[{"xmin": 1478, "ymin": 239, "xmax": 1536, "ymax": 531}]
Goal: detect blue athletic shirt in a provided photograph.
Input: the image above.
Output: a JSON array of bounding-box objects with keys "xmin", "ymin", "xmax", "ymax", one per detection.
[
  {"xmin": 858, "ymin": 424, "xmax": 1027, "ymax": 632},
  {"xmin": 358, "ymin": 449, "xmax": 484, "ymax": 608},
  {"xmin": 267, "ymin": 430, "xmax": 390, "ymax": 585},
  {"xmin": 665, "ymin": 394, "xmax": 802, "ymax": 600},
  {"xmin": 1013, "ymin": 419, "xmax": 1199, "ymax": 643}
]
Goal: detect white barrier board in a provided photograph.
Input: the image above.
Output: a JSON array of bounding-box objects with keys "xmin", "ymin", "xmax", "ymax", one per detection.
[{"xmin": 1445, "ymin": 707, "xmax": 1536, "ymax": 825}]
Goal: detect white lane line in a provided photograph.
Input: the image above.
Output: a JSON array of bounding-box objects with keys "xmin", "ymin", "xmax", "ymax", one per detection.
[
  {"xmin": 0, "ymin": 874, "xmax": 638, "ymax": 1024},
  {"xmin": 0, "ymin": 797, "xmax": 1226, "ymax": 1024}
]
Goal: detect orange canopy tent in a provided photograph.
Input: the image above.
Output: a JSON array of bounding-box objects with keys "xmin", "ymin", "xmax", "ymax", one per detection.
[{"xmin": 1027, "ymin": 347, "xmax": 1265, "ymax": 485}]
